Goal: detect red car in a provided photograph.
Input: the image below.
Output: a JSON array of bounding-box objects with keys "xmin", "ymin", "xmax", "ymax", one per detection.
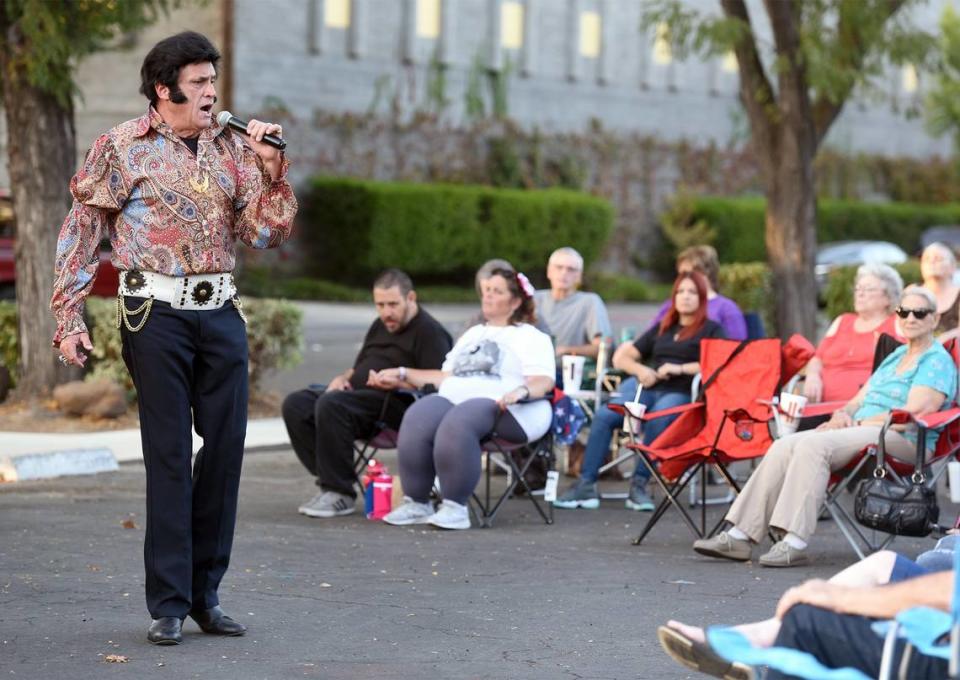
[{"xmin": 0, "ymin": 190, "xmax": 118, "ymax": 299}]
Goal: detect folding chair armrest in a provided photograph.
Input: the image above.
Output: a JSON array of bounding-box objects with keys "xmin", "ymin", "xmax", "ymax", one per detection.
[
  {"xmin": 906, "ymin": 407, "xmax": 960, "ymax": 430},
  {"xmin": 803, "ymin": 400, "xmax": 845, "ymax": 418}
]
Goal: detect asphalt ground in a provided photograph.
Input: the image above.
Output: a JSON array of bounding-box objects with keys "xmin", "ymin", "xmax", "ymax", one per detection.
[
  {"xmin": 0, "ymin": 447, "xmax": 949, "ymax": 679},
  {"xmin": 1, "ymin": 302, "xmax": 951, "ymax": 678}
]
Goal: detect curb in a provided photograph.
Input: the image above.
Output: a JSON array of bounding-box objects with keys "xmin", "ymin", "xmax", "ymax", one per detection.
[{"xmin": 0, "ymin": 417, "xmax": 289, "ymax": 482}]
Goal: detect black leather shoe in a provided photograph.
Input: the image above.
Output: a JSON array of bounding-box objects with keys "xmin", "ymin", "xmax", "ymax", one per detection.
[
  {"xmin": 147, "ymin": 617, "xmax": 183, "ymax": 645},
  {"xmin": 189, "ymin": 605, "xmax": 247, "ymax": 636}
]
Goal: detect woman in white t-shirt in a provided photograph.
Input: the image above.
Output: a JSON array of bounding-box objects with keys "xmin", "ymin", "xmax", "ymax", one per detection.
[{"xmin": 370, "ymin": 268, "xmax": 555, "ymax": 530}]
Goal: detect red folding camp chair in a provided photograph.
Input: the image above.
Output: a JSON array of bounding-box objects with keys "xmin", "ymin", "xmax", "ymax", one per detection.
[
  {"xmin": 622, "ymin": 336, "xmax": 814, "ymax": 546},
  {"xmin": 823, "ymin": 338, "xmax": 960, "ymax": 559}
]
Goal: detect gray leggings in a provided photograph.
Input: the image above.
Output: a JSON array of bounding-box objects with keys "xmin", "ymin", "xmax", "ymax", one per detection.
[{"xmin": 398, "ymin": 395, "xmax": 528, "ymax": 505}]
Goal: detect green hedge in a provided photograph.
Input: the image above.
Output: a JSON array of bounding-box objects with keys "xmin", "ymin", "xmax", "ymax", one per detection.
[
  {"xmin": 824, "ymin": 261, "xmax": 923, "ymax": 320},
  {"xmin": 690, "ymin": 197, "xmax": 960, "ymax": 263},
  {"xmin": 300, "ymin": 177, "xmax": 615, "ymax": 283},
  {"xmin": 0, "ymin": 297, "xmax": 303, "ymax": 402}
]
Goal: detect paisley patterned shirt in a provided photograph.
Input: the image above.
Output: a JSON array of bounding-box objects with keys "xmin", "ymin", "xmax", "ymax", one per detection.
[{"xmin": 50, "ymin": 108, "xmax": 298, "ymax": 343}]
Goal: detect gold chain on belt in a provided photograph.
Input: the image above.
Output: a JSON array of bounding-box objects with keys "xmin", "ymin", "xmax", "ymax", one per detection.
[{"xmin": 115, "ymin": 294, "xmax": 154, "ymax": 332}]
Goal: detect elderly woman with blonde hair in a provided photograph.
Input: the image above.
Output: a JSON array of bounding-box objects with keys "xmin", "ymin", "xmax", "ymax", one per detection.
[{"xmin": 802, "ymin": 263, "xmax": 903, "ymax": 403}]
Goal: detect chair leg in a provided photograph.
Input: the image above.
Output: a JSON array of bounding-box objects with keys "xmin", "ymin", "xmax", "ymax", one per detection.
[{"xmin": 632, "ymin": 457, "xmax": 707, "ymax": 545}]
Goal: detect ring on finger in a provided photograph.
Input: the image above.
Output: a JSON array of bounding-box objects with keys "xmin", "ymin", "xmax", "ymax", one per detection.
[{"xmin": 58, "ymin": 355, "xmax": 69, "ymax": 365}]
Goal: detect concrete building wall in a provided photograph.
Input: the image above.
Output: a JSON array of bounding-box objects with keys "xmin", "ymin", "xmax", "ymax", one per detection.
[{"xmin": 230, "ymin": 0, "xmax": 948, "ymax": 158}]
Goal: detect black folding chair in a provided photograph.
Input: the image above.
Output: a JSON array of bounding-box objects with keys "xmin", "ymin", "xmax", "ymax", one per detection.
[
  {"xmin": 471, "ymin": 398, "xmax": 557, "ymax": 528},
  {"xmin": 352, "ymin": 390, "xmax": 417, "ymax": 481}
]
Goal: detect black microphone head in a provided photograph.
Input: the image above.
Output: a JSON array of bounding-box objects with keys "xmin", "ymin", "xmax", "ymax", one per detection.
[{"xmin": 216, "ymin": 111, "xmax": 233, "ymax": 127}]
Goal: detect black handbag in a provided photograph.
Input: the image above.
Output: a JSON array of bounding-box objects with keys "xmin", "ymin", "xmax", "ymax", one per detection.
[{"xmin": 854, "ymin": 420, "xmax": 939, "ymax": 537}]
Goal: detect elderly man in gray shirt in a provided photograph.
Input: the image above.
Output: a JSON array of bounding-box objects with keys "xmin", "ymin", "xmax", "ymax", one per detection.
[{"xmin": 533, "ymin": 247, "xmax": 612, "ymax": 360}]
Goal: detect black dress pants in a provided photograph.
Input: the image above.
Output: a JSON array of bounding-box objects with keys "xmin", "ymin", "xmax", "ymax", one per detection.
[
  {"xmin": 281, "ymin": 388, "xmax": 409, "ymax": 498},
  {"xmin": 121, "ymin": 298, "xmax": 248, "ymax": 619},
  {"xmin": 767, "ymin": 604, "xmax": 947, "ymax": 679}
]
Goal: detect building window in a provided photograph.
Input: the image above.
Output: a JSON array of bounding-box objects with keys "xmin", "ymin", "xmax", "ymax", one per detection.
[
  {"xmin": 579, "ymin": 10, "xmax": 601, "ymax": 58},
  {"xmin": 722, "ymin": 51, "xmax": 738, "ymax": 74},
  {"xmin": 501, "ymin": 1, "xmax": 524, "ymax": 50},
  {"xmin": 325, "ymin": 0, "xmax": 351, "ymax": 29},
  {"xmin": 901, "ymin": 64, "xmax": 918, "ymax": 94},
  {"xmin": 652, "ymin": 21, "xmax": 672, "ymax": 65},
  {"xmin": 417, "ymin": 0, "xmax": 441, "ymax": 39}
]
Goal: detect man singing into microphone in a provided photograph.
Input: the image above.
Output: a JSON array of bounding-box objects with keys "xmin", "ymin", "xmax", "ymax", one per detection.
[{"xmin": 50, "ymin": 31, "xmax": 297, "ymax": 645}]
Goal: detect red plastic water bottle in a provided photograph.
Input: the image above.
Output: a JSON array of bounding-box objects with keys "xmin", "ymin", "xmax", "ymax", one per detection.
[{"xmin": 363, "ymin": 460, "xmax": 393, "ymax": 520}]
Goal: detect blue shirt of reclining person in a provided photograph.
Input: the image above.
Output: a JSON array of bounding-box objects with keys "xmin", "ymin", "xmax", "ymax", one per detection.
[{"xmin": 854, "ymin": 342, "xmax": 957, "ymax": 452}]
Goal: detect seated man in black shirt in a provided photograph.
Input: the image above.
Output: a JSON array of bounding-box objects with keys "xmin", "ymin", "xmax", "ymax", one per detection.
[{"xmin": 282, "ymin": 269, "xmax": 453, "ymax": 518}]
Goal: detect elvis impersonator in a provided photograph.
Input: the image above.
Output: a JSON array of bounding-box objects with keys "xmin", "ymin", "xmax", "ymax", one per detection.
[{"xmin": 50, "ymin": 32, "xmax": 298, "ymax": 645}]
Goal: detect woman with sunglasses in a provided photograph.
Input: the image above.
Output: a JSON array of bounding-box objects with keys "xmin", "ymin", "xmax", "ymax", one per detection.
[{"xmin": 692, "ymin": 285, "xmax": 955, "ymax": 567}]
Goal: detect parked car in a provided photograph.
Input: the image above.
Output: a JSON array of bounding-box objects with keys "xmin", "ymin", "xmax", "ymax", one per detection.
[
  {"xmin": 0, "ymin": 189, "xmax": 118, "ymax": 299},
  {"xmin": 814, "ymin": 240, "xmax": 908, "ymax": 298}
]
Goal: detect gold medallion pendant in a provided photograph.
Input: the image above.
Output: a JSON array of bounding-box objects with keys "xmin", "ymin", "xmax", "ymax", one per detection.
[{"xmin": 189, "ymin": 172, "xmax": 209, "ymax": 194}]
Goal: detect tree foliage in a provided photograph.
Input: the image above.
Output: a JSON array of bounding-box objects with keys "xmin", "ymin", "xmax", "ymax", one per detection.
[
  {"xmin": 642, "ymin": 0, "xmax": 934, "ymax": 147},
  {"xmin": 0, "ymin": 0, "xmax": 176, "ymax": 106},
  {"xmin": 926, "ymin": 5, "xmax": 960, "ymax": 152}
]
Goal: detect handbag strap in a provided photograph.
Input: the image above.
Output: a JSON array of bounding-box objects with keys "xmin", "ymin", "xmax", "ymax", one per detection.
[{"xmin": 876, "ymin": 412, "xmax": 927, "ymax": 483}]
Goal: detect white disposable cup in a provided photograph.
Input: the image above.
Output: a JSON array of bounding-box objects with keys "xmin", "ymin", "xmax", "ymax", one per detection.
[
  {"xmin": 561, "ymin": 355, "xmax": 586, "ymax": 393},
  {"xmin": 622, "ymin": 402, "xmax": 647, "ymax": 437},
  {"xmin": 949, "ymin": 461, "xmax": 960, "ymax": 503},
  {"xmin": 778, "ymin": 392, "xmax": 808, "ymax": 436}
]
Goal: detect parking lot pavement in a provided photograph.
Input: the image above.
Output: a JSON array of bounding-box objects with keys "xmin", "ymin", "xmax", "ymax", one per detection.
[{"xmin": 1, "ymin": 448, "xmax": 946, "ymax": 679}]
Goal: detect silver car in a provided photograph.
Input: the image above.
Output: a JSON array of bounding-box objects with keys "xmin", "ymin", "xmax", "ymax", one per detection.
[{"xmin": 815, "ymin": 240, "xmax": 908, "ymax": 297}]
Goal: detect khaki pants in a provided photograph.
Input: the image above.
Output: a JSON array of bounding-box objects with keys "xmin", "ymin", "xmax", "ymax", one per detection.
[{"xmin": 725, "ymin": 425, "xmax": 916, "ymax": 543}]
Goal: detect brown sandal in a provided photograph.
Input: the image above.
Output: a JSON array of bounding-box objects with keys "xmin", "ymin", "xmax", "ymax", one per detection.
[{"xmin": 657, "ymin": 625, "xmax": 755, "ymax": 680}]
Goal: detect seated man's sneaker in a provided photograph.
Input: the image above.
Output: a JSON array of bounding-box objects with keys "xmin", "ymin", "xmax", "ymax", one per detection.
[
  {"xmin": 427, "ymin": 499, "xmax": 471, "ymax": 530},
  {"xmin": 553, "ymin": 480, "xmax": 600, "ymax": 509},
  {"xmin": 189, "ymin": 605, "xmax": 247, "ymax": 636},
  {"xmin": 625, "ymin": 483, "xmax": 655, "ymax": 512},
  {"xmin": 299, "ymin": 490, "xmax": 355, "ymax": 518},
  {"xmin": 692, "ymin": 531, "xmax": 752, "ymax": 562},
  {"xmin": 147, "ymin": 617, "xmax": 183, "ymax": 645},
  {"xmin": 383, "ymin": 497, "xmax": 434, "ymax": 525},
  {"xmin": 758, "ymin": 541, "xmax": 810, "ymax": 568}
]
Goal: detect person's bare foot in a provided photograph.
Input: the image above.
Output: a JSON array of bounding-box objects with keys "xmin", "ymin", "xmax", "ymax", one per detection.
[
  {"xmin": 667, "ymin": 618, "xmax": 779, "ymax": 649},
  {"xmin": 666, "ymin": 620, "xmax": 705, "ymax": 644},
  {"xmin": 734, "ymin": 619, "xmax": 780, "ymax": 649}
]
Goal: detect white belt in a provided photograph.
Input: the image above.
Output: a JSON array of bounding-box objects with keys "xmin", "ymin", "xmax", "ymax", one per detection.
[{"xmin": 119, "ymin": 270, "xmax": 236, "ymax": 310}]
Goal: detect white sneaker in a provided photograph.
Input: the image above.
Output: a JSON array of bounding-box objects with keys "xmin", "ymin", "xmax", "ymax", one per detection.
[
  {"xmin": 427, "ymin": 499, "xmax": 471, "ymax": 530},
  {"xmin": 383, "ymin": 497, "xmax": 434, "ymax": 526},
  {"xmin": 299, "ymin": 490, "xmax": 356, "ymax": 518}
]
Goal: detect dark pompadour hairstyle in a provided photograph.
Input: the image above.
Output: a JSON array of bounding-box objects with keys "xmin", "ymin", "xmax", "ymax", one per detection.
[
  {"xmin": 140, "ymin": 31, "xmax": 220, "ymax": 107},
  {"xmin": 373, "ymin": 269, "xmax": 414, "ymax": 296}
]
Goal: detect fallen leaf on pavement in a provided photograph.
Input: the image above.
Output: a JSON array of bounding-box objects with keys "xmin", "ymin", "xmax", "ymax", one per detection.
[{"xmin": 104, "ymin": 654, "xmax": 128, "ymax": 663}]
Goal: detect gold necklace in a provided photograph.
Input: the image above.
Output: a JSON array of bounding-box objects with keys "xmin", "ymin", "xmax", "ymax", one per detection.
[{"xmin": 189, "ymin": 173, "xmax": 209, "ymax": 193}]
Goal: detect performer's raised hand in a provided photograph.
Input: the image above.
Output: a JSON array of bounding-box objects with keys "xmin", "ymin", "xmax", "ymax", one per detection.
[{"xmin": 241, "ymin": 118, "xmax": 284, "ymax": 179}]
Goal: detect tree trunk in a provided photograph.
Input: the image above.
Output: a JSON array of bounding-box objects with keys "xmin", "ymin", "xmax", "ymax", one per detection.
[
  {"xmin": 0, "ymin": 46, "xmax": 78, "ymax": 396},
  {"xmin": 763, "ymin": 126, "xmax": 818, "ymax": 341}
]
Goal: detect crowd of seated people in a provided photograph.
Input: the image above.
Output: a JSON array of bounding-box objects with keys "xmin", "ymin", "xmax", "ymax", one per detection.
[
  {"xmin": 280, "ymin": 244, "xmax": 959, "ymax": 566},
  {"xmin": 693, "ymin": 285, "xmax": 956, "ymax": 567},
  {"xmin": 279, "ymin": 240, "xmax": 960, "ymax": 675}
]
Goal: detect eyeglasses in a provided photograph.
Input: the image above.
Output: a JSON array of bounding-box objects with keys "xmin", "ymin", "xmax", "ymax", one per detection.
[{"xmin": 895, "ymin": 307, "xmax": 935, "ymax": 320}]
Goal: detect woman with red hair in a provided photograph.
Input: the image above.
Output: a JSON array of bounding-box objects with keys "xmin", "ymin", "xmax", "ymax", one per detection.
[{"xmin": 555, "ymin": 271, "xmax": 725, "ymax": 511}]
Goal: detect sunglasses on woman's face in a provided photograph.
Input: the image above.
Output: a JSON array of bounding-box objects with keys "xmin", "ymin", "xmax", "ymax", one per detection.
[{"xmin": 895, "ymin": 307, "xmax": 935, "ymax": 320}]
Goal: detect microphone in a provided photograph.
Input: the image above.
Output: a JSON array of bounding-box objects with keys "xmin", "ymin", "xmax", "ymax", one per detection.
[{"xmin": 217, "ymin": 111, "xmax": 287, "ymax": 151}]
